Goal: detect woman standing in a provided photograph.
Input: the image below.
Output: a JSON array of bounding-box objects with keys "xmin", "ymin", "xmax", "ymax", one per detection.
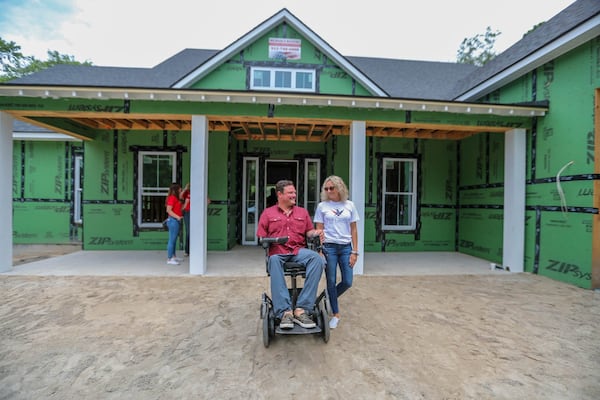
[
  {"xmin": 165, "ymin": 183, "xmax": 183, "ymax": 265},
  {"xmin": 180, "ymin": 183, "xmax": 191, "ymax": 256},
  {"xmin": 314, "ymin": 175, "xmax": 359, "ymax": 329}
]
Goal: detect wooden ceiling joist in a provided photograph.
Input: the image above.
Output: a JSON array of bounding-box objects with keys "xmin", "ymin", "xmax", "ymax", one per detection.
[{"xmin": 12, "ymin": 110, "xmax": 515, "ymax": 141}]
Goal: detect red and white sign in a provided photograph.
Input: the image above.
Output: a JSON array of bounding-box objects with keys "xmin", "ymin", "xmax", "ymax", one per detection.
[{"xmin": 268, "ymin": 38, "xmax": 301, "ymax": 60}]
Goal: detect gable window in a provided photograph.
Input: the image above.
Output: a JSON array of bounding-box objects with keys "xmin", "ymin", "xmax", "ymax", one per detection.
[
  {"xmin": 382, "ymin": 158, "xmax": 417, "ymax": 230},
  {"xmin": 250, "ymin": 67, "xmax": 315, "ymax": 92},
  {"xmin": 138, "ymin": 151, "xmax": 177, "ymax": 228}
]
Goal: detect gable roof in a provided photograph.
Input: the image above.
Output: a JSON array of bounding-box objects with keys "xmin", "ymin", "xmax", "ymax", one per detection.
[
  {"xmin": 170, "ymin": 8, "xmax": 388, "ymax": 96},
  {"xmin": 453, "ymin": 0, "xmax": 600, "ymax": 100}
]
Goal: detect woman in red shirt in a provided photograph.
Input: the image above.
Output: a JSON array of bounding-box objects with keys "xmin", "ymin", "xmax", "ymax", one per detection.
[
  {"xmin": 165, "ymin": 183, "xmax": 183, "ymax": 265},
  {"xmin": 180, "ymin": 183, "xmax": 191, "ymax": 256}
]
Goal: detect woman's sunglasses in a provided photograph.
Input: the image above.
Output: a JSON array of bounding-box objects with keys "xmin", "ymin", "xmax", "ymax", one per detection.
[{"xmin": 324, "ymin": 186, "xmax": 335, "ymax": 191}]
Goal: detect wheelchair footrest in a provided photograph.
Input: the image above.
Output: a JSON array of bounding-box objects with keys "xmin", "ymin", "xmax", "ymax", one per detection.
[{"xmin": 276, "ymin": 325, "xmax": 322, "ymax": 335}]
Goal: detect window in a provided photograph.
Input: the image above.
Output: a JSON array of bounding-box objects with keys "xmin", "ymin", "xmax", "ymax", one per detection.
[
  {"xmin": 382, "ymin": 158, "xmax": 417, "ymax": 230},
  {"xmin": 250, "ymin": 67, "xmax": 315, "ymax": 92},
  {"xmin": 138, "ymin": 152, "xmax": 177, "ymax": 228}
]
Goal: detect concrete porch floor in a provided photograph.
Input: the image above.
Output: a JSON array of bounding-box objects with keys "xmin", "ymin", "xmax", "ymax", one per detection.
[{"xmin": 5, "ymin": 244, "xmax": 508, "ymax": 277}]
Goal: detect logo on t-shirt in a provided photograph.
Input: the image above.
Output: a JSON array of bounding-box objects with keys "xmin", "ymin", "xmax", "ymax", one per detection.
[{"xmin": 333, "ymin": 208, "xmax": 344, "ymax": 217}]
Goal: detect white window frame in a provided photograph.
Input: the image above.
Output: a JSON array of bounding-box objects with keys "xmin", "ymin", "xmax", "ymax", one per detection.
[
  {"xmin": 382, "ymin": 157, "xmax": 418, "ymax": 230},
  {"xmin": 137, "ymin": 151, "xmax": 177, "ymax": 228},
  {"xmin": 250, "ymin": 67, "xmax": 316, "ymax": 92}
]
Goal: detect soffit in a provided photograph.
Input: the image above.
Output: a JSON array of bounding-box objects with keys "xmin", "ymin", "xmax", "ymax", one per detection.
[{"xmin": 10, "ymin": 112, "xmax": 510, "ymax": 142}]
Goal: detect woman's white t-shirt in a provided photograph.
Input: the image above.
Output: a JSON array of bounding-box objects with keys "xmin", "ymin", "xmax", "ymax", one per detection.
[{"xmin": 314, "ymin": 200, "xmax": 359, "ymax": 244}]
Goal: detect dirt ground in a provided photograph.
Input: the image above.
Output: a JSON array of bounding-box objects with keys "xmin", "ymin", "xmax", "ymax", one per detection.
[{"xmin": 1, "ymin": 269, "xmax": 599, "ymax": 400}]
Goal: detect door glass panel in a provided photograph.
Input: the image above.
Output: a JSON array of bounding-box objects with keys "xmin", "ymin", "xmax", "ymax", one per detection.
[
  {"xmin": 243, "ymin": 157, "xmax": 258, "ymax": 244},
  {"xmin": 304, "ymin": 159, "xmax": 320, "ymax": 216}
]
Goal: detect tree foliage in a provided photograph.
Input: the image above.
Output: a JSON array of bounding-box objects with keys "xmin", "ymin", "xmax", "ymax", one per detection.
[
  {"xmin": 0, "ymin": 37, "xmax": 92, "ymax": 82},
  {"xmin": 456, "ymin": 26, "xmax": 501, "ymax": 66}
]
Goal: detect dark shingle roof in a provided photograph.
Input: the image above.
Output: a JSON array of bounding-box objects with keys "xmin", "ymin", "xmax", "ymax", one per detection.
[
  {"xmin": 347, "ymin": 56, "xmax": 478, "ymax": 100},
  {"xmin": 11, "ymin": 65, "xmax": 153, "ymax": 87},
  {"xmin": 9, "ymin": 49, "xmax": 219, "ymax": 89}
]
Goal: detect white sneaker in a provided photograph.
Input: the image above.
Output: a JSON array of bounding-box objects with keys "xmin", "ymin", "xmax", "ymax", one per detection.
[
  {"xmin": 329, "ymin": 316, "xmax": 339, "ymax": 329},
  {"xmin": 167, "ymin": 259, "xmax": 179, "ymax": 265}
]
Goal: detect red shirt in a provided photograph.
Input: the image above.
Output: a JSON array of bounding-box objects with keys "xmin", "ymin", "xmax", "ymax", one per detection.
[
  {"xmin": 181, "ymin": 190, "xmax": 190, "ymax": 212},
  {"xmin": 166, "ymin": 194, "xmax": 182, "ymax": 217},
  {"xmin": 256, "ymin": 205, "xmax": 314, "ymax": 256}
]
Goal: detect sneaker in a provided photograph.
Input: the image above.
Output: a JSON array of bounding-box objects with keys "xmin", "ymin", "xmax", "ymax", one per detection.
[
  {"xmin": 329, "ymin": 316, "xmax": 339, "ymax": 329},
  {"xmin": 279, "ymin": 313, "xmax": 294, "ymax": 329},
  {"xmin": 167, "ymin": 259, "xmax": 179, "ymax": 265},
  {"xmin": 293, "ymin": 312, "xmax": 316, "ymax": 329},
  {"xmin": 174, "ymin": 257, "xmax": 184, "ymax": 262}
]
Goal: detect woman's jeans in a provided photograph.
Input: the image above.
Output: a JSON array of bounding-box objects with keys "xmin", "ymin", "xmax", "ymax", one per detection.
[
  {"xmin": 323, "ymin": 243, "xmax": 353, "ymax": 314},
  {"xmin": 166, "ymin": 217, "xmax": 180, "ymax": 259},
  {"xmin": 183, "ymin": 210, "xmax": 190, "ymax": 255},
  {"xmin": 268, "ymin": 248, "xmax": 324, "ymax": 319}
]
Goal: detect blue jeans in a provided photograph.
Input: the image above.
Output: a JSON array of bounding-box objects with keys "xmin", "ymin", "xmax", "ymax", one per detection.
[
  {"xmin": 183, "ymin": 210, "xmax": 190, "ymax": 254},
  {"xmin": 323, "ymin": 243, "xmax": 353, "ymax": 314},
  {"xmin": 166, "ymin": 217, "xmax": 180, "ymax": 259},
  {"xmin": 268, "ymin": 248, "xmax": 324, "ymax": 319}
]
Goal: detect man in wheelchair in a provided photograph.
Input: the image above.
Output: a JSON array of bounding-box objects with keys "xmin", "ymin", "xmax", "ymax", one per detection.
[{"xmin": 257, "ymin": 180, "xmax": 325, "ymax": 330}]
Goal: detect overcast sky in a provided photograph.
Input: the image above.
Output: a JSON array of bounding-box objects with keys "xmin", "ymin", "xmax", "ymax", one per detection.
[{"xmin": 0, "ymin": 0, "xmax": 576, "ymax": 68}]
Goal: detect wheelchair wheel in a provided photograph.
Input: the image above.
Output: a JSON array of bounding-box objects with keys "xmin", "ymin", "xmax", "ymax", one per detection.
[
  {"xmin": 320, "ymin": 306, "xmax": 330, "ymax": 343},
  {"xmin": 262, "ymin": 311, "xmax": 270, "ymax": 347}
]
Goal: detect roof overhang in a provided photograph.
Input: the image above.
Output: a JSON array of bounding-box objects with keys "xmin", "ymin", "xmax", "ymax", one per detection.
[
  {"xmin": 456, "ymin": 14, "xmax": 600, "ymax": 101},
  {"xmin": 12, "ymin": 131, "xmax": 82, "ymax": 141},
  {"xmin": 0, "ymin": 85, "xmax": 547, "ymax": 117}
]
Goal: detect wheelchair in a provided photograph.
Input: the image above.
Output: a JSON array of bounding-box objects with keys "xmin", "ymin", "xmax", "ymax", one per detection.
[{"xmin": 259, "ymin": 235, "xmax": 331, "ymax": 347}]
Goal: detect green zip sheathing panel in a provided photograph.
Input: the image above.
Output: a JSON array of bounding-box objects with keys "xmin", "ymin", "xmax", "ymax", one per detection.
[
  {"xmin": 365, "ymin": 137, "xmax": 457, "ymax": 252},
  {"xmin": 208, "ymin": 131, "xmax": 231, "ymax": 251},
  {"xmin": 189, "ymin": 23, "xmax": 371, "ymax": 96},
  {"xmin": 13, "ymin": 202, "xmax": 71, "ymax": 243},
  {"xmin": 457, "ymin": 133, "xmax": 504, "ymax": 263},
  {"xmin": 77, "ymin": 129, "xmax": 233, "ymax": 251},
  {"xmin": 481, "ymin": 39, "xmax": 600, "ymax": 288},
  {"xmin": 12, "ymin": 140, "xmax": 76, "ymax": 244}
]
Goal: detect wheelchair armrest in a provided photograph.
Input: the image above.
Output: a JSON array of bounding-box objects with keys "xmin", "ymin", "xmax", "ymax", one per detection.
[{"xmin": 259, "ymin": 236, "xmax": 289, "ymax": 249}]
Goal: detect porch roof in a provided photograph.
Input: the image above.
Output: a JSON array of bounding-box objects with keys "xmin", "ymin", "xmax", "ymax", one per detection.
[{"xmin": 0, "ymin": 85, "xmax": 547, "ymax": 142}]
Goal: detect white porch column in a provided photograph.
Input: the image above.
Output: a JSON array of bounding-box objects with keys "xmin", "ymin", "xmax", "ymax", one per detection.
[
  {"xmin": 189, "ymin": 115, "xmax": 209, "ymax": 275},
  {"xmin": 0, "ymin": 112, "xmax": 13, "ymax": 272},
  {"xmin": 503, "ymin": 128, "xmax": 526, "ymax": 272},
  {"xmin": 350, "ymin": 121, "xmax": 366, "ymax": 275}
]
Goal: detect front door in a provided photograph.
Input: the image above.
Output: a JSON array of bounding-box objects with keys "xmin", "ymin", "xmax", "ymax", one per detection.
[
  {"xmin": 242, "ymin": 158, "xmax": 320, "ymax": 244},
  {"xmin": 264, "ymin": 159, "xmax": 298, "ymax": 208}
]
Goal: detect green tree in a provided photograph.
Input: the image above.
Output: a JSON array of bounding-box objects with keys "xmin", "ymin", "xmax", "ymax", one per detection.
[
  {"xmin": 456, "ymin": 26, "xmax": 501, "ymax": 66},
  {"xmin": 0, "ymin": 37, "xmax": 92, "ymax": 82}
]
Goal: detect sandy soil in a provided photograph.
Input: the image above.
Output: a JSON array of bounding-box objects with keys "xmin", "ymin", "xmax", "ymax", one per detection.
[{"xmin": 0, "ymin": 272, "xmax": 599, "ymax": 399}]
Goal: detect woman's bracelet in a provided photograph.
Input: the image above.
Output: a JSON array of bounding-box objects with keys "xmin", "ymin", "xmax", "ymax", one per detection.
[{"xmin": 351, "ymin": 251, "xmax": 359, "ymax": 255}]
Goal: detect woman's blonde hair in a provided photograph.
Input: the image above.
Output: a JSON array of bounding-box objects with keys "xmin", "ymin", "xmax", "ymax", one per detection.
[{"xmin": 320, "ymin": 175, "xmax": 348, "ymax": 202}]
